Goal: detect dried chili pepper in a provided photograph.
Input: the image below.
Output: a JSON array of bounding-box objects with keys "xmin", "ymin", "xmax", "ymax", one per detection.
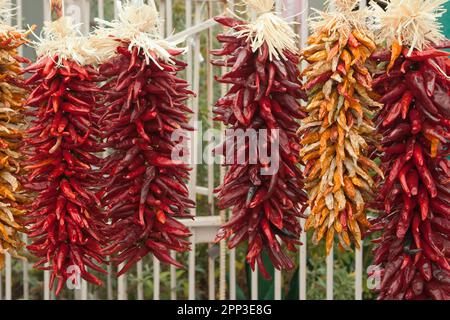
[
  {"xmin": 92, "ymin": 2, "xmax": 193, "ymax": 274},
  {"xmin": 370, "ymin": 0, "xmax": 450, "ymax": 300},
  {"xmin": 299, "ymin": 1, "xmax": 382, "ymax": 254},
  {"xmin": 213, "ymin": 0, "xmax": 306, "ymax": 277},
  {"xmin": 22, "ymin": 17, "xmax": 106, "ymax": 294},
  {"xmin": 0, "ymin": 13, "xmax": 32, "ymax": 268}
]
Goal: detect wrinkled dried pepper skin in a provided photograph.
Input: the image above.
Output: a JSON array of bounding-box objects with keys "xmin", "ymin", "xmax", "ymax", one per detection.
[
  {"xmin": 22, "ymin": 56, "xmax": 106, "ymax": 294},
  {"xmin": 212, "ymin": 16, "xmax": 307, "ymax": 277},
  {"xmin": 299, "ymin": 27, "xmax": 382, "ymax": 254},
  {"xmin": 98, "ymin": 43, "xmax": 193, "ymax": 275},
  {"xmin": 371, "ymin": 44, "xmax": 450, "ymax": 300},
  {"xmin": 0, "ymin": 29, "xmax": 30, "ymax": 267}
]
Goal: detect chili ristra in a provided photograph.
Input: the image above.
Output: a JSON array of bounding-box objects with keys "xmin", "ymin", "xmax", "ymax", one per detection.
[
  {"xmin": 370, "ymin": 0, "xmax": 450, "ymax": 300},
  {"xmin": 22, "ymin": 17, "xmax": 106, "ymax": 295},
  {"xmin": 212, "ymin": 0, "xmax": 307, "ymax": 278},
  {"xmin": 299, "ymin": 1, "xmax": 382, "ymax": 254},
  {"xmin": 92, "ymin": 2, "xmax": 193, "ymax": 275},
  {"xmin": 0, "ymin": 16, "xmax": 32, "ymax": 268}
]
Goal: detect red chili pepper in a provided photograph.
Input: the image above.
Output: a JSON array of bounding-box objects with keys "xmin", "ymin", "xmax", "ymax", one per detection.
[
  {"xmin": 382, "ymin": 101, "xmax": 402, "ymax": 127},
  {"xmin": 409, "ymin": 109, "xmax": 422, "ymax": 134},
  {"xmin": 403, "ymin": 48, "xmax": 450, "ymax": 61}
]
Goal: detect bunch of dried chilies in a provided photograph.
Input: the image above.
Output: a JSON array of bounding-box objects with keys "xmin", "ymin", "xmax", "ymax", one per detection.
[
  {"xmin": 212, "ymin": 0, "xmax": 307, "ymax": 277},
  {"xmin": 22, "ymin": 16, "xmax": 107, "ymax": 294},
  {"xmin": 91, "ymin": 1, "xmax": 193, "ymax": 275},
  {"xmin": 298, "ymin": 0, "xmax": 382, "ymax": 254},
  {"xmin": 369, "ymin": 0, "xmax": 450, "ymax": 300},
  {"xmin": 0, "ymin": 0, "xmax": 446, "ymax": 300},
  {"xmin": 0, "ymin": 1, "xmax": 30, "ymax": 269}
]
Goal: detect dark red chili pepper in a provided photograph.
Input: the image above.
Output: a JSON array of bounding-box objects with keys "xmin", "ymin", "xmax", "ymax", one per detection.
[
  {"xmin": 405, "ymin": 71, "xmax": 439, "ymax": 116},
  {"xmin": 304, "ymin": 71, "xmax": 333, "ymax": 91},
  {"xmin": 212, "ymin": 15, "xmax": 306, "ymax": 278},
  {"xmin": 379, "ymin": 82, "xmax": 406, "ymax": 103},
  {"xmin": 403, "ymin": 48, "xmax": 449, "ymax": 61}
]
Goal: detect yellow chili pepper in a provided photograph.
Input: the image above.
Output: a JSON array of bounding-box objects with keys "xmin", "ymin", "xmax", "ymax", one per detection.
[{"xmin": 387, "ymin": 39, "xmax": 402, "ymax": 72}]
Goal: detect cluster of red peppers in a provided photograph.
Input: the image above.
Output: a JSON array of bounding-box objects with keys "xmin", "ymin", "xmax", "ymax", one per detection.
[
  {"xmin": 370, "ymin": 42, "xmax": 450, "ymax": 299},
  {"xmin": 97, "ymin": 43, "xmax": 194, "ymax": 275},
  {"xmin": 22, "ymin": 18, "xmax": 107, "ymax": 294},
  {"xmin": 212, "ymin": 15, "xmax": 307, "ymax": 277}
]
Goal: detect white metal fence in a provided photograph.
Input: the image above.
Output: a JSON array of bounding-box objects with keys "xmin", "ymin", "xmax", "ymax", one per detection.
[{"xmin": 0, "ymin": 0, "xmax": 369, "ymax": 300}]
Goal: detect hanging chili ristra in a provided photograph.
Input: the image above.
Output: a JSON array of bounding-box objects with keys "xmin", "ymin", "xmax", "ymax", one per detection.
[
  {"xmin": 369, "ymin": 0, "xmax": 450, "ymax": 300},
  {"xmin": 212, "ymin": 0, "xmax": 307, "ymax": 277},
  {"xmin": 0, "ymin": 2, "xmax": 32, "ymax": 268},
  {"xmin": 299, "ymin": 0, "xmax": 383, "ymax": 254},
  {"xmin": 91, "ymin": 1, "xmax": 193, "ymax": 275},
  {"xmin": 22, "ymin": 17, "xmax": 106, "ymax": 294}
]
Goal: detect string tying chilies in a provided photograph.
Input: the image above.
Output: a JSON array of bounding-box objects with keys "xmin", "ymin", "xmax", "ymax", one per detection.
[{"xmin": 229, "ymin": 0, "xmax": 299, "ymax": 61}]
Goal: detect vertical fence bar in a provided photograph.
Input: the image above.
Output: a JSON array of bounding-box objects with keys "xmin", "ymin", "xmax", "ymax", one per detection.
[
  {"xmin": 184, "ymin": 0, "xmax": 194, "ymax": 302},
  {"xmin": 170, "ymin": 252, "xmax": 177, "ymax": 300},
  {"xmin": 355, "ymin": 244, "xmax": 363, "ymax": 300},
  {"xmin": 81, "ymin": 279, "xmax": 88, "ymax": 300},
  {"xmin": 158, "ymin": 0, "xmax": 166, "ymax": 36},
  {"xmin": 188, "ymin": 233, "xmax": 196, "ymax": 300},
  {"xmin": 16, "ymin": 0, "xmax": 23, "ymax": 26},
  {"xmin": 272, "ymin": 1, "xmax": 282, "ymax": 299},
  {"xmin": 274, "ymin": 270, "xmax": 282, "ymax": 300},
  {"xmin": 229, "ymin": 247, "xmax": 236, "ymax": 299},
  {"xmin": 16, "ymin": 1, "xmax": 28, "ymax": 299},
  {"xmin": 185, "ymin": 0, "xmax": 193, "ymax": 85},
  {"xmin": 299, "ymin": 0, "xmax": 309, "ymax": 301},
  {"xmin": 354, "ymin": 0, "xmax": 366, "ymax": 302},
  {"xmin": 251, "ymin": 267, "xmax": 258, "ymax": 300},
  {"xmin": 224, "ymin": 0, "xmax": 236, "ymax": 301},
  {"xmin": 137, "ymin": 261, "xmax": 144, "ymax": 300},
  {"xmin": 164, "ymin": 7, "xmax": 174, "ymax": 299},
  {"xmin": 114, "ymin": 0, "xmax": 119, "ymax": 19},
  {"xmin": 117, "ymin": 263, "xmax": 127, "ymax": 300},
  {"xmin": 22, "ymin": 236, "xmax": 29, "ymax": 300},
  {"xmin": 326, "ymin": 245, "xmax": 334, "ymax": 300},
  {"xmin": 218, "ymin": 13, "xmax": 228, "ymax": 298},
  {"xmin": 2, "ymin": 0, "xmax": 13, "ymax": 302},
  {"xmin": 322, "ymin": 0, "xmax": 334, "ymax": 302},
  {"xmin": 217, "ymin": 59, "xmax": 228, "ymax": 297},
  {"xmin": 206, "ymin": 0, "xmax": 216, "ymax": 301},
  {"xmin": 153, "ymin": 257, "xmax": 160, "ymax": 300},
  {"xmin": 5, "ymin": 254, "xmax": 11, "ymax": 300},
  {"xmin": 165, "ymin": 0, "xmax": 173, "ymax": 34},
  {"xmin": 43, "ymin": 267, "xmax": 50, "ymax": 300},
  {"xmin": 107, "ymin": 264, "xmax": 113, "ymax": 300},
  {"xmin": 98, "ymin": 0, "xmax": 104, "ymax": 22},
  {"xmin": 188, "ymin": 0, "xmax": 202, "ymax": 301},
  {"xmin": 17, "ymin": 0, "xmax": 23, "ymax": 55}
]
